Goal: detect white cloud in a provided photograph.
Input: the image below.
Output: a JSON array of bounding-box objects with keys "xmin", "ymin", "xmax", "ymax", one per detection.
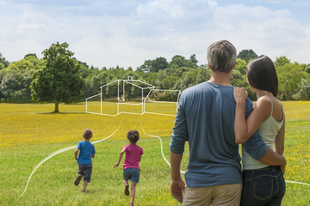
[{"xmin": 0, "ymin": 0, "xmax": 309, "ymax": 69}]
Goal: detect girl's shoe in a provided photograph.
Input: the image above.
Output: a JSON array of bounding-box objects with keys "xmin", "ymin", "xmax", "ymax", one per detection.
[
  {"xmin": 125, "ymin": 185, "xmax": 129, "ymax": 196},
  {"xmin": 130, "ymin": 203, "xmax": 134, "ymax": 206},
  {"xmin": 82, "ymin": 190, "xmax": 87, "ymax": 193}
]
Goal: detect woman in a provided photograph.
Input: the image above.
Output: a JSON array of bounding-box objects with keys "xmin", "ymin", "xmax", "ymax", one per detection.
[{"xmin": 234, "ymin": 55, "xmax": 286, "ymax": 206}]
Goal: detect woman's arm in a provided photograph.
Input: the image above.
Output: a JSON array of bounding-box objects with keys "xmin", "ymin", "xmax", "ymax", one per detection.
[
  {"xmin": 274, "ymin": 115, "xmax": 286, "ymax": 174},
  {"xmin": 274, "ymin": 115, "xmax": 285, "ymax": 155},
  {"xmin": 234, "ymin": 87, "xmax": 271, "ymax": 144}
]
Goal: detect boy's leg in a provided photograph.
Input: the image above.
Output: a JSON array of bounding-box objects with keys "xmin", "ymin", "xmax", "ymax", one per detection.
[
  {"xmin": 75, "ymin": 165, "xmax": 85, "ymax": 186},
  {"xmin": 82, "ymin": 181, "xmax": 88, "ymax": 192},
  {"xmin": 130, "ymin": 182, "xmax": 137, "ymax": 204},
  {"xmin": 81, "ymin": 164, "xmax": 92, "ymax": 191}
]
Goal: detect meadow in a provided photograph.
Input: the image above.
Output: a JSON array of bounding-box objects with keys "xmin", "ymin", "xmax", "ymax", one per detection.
[{"xmin": 0, "ymin": 101, "xmax": 309, "ymax": 205}]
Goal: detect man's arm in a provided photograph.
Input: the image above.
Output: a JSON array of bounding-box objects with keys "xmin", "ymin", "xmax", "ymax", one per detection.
[
  {"xmin": 170, "ymin": 152, "xmax": 185, "ymax": 203},
  {"xmin": 258, "ymin": 147, "xmax": 286, "ymax": 166},
  {"xmin": 169, "ymin": 95, "xmax": 187, "ymax": 203}
]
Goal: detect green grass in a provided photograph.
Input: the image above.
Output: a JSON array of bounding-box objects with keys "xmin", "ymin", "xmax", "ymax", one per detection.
[
  {"xmin": 0, "ymin": 101, "xmax": 310, "ymax": 205},
  {"xmin": 0, "ymin": 137, "xmax": 188, "ymax": 206}
]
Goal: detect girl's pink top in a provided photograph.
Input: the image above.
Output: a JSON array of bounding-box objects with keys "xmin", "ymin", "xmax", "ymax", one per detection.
[{"xmin": 123, "ymin": 144, "xmax": 143, "ymax": 171}]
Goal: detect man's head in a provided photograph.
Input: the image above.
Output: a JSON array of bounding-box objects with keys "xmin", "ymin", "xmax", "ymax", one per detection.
[
  {"xmin": 83, "ymin": 128, "xmax": 93, "ymax": 140},
  {"xmin": 207, "ymin": 40, "xmax": 237, "ymax": 73}
]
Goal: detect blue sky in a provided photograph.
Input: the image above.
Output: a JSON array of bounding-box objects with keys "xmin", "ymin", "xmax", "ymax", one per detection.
[{"xmin": 0, "ymin": 0, "xmax": 309, "ymax": 69}]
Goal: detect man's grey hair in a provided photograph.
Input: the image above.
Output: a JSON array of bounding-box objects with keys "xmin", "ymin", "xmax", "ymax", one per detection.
[{"xmin": 207, "ymin": 40, "xmax": 237, "ymax": 73}]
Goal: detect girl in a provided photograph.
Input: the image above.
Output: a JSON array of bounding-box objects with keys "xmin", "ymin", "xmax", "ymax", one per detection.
[
  {"xmin": 114, "ymin": 130, "xmax": 143, "ymax": 206},
  {"xmin": 234, "ymin": 55, "xmax": 286, "ymax": 206}
]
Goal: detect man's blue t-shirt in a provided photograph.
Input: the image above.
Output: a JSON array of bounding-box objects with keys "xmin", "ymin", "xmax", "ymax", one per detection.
[
  {"xmin": 170, "ymin": 82, "xmax": 267, "ymax": 188},
  {"xmin": 77, "ymin": 141, "xmax": 95, "ymax": 165}
]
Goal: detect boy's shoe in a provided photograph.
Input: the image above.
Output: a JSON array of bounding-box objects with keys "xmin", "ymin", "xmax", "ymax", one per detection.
[
  {"xmin": 74, "ymin": 175, "xmax": 83, "ymax": 186},
  {"xmin": 125, "ymin": 185, "xmax": 129, "ymax": 196}
]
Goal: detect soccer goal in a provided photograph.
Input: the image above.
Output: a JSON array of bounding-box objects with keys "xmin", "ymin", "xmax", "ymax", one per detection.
[
  {"xmin": 86, "ymin": 76, "xmax": 181, "ymax": 117},
  {"xmin": 144, "ymin": 89, "xmax": 181, "ymax": 116}
]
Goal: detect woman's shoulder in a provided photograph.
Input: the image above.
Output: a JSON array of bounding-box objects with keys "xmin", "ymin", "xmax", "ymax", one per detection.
[{"xmin": 255, "ymin": 96, "xmax": 272, "ymax": 108}]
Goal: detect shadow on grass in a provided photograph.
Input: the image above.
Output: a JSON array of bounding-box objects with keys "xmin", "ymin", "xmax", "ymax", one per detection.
[{"xmin": 37, "ymin": 111, "xmax": 87, "ymax": 115}]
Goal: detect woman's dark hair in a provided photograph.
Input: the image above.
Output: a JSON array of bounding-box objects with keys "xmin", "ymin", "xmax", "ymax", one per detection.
[
  {"xmin": 127, "ymin": 130, "xmax": 139, "ymax": 144},
  {"xmin": 246, "ymin": 55, "xmax": 279, "ymax": 97}
]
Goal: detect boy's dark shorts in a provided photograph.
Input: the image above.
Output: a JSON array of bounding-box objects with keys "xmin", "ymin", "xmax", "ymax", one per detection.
[
  {"xmin": 78, "ymin": 164, "xmax": 92, "ymax": 182},
  {"xmin": 123, "ymin": 168, "xmax": 140, "ymax": 183}
]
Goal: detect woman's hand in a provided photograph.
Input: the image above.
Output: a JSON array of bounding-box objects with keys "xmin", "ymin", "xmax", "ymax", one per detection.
[{"xmin": 234, "ymin": 87, "xmax": 248, "ymax": 103}]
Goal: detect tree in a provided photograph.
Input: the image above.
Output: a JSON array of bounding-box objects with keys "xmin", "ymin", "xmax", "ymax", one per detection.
[
  {"xmin": 292, "ymin": 78, "xmax": 310, "ymax": 100},
  {"xmin": 190, "ymin": 54, "xmax": 198, "ymax": 68},
  {"xmin": 0, "ymin": 70, "xmax": 33, "ymax": 103},
  {"xmin": 277, "ymin": 63, "xmax": 308, "ymax": 100},
  {"xmin": 24, "ymin": 53, "xmax": 37, "ymax": 59},
  {"xmin": 195, "ymin": 66, "xmax": 211, "ymax": 85},
  {"xmin": 6, "ymin": 55, "xmax": 41, "ymax": 71},
  {"xmin": 0, "ymin": 63, "xmax": 4, "ymax": 70},
  {"xmin": 31, "ymin": 42, "xmax": 85, "ymax": 113},
  {"xmin": 161, "ymin": 76, "xmax": 179, "ymax": 89},
  {"xmin": 0, "ymin": 53, "xmax": 10, "ymax": 68},
  {"xmin": 137, "ymin": 57, "xmax": 168, "ymax": 73},
  {"xmin": 237, "ymin": 49, "xmax": 257, "ymax": 63},
  {"xmin": 169, "ymin": 55, "xmax": 196, "ymax": 69},
  {"xmin": 274, "ymin": 56, "xmax": 290, "ymax": 68},
  {"xmin": 235, "ymin": 59, "xmax": 247, "ymax": 75}
]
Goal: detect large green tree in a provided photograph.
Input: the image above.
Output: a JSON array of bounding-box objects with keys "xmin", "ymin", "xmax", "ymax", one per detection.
[
  {"xmin": 137, "ymin": 57, "xmax": 168, "ymax": 73},
  {"xmin": 237, "ymin": 49, "xmax": 257, "ymax": 63},
  {"xmin": 31, "ymin": 42, "xmax": 85, "ymax": 112},
  {"xmin": 277, "ymin": 63, "xmax": 308, "ymax": 100}
]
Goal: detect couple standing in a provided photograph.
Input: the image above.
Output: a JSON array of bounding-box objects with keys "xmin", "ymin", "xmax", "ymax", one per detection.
[{"xmin": 170, "ymin": 40, "xmax": 286, "ymax": 206}]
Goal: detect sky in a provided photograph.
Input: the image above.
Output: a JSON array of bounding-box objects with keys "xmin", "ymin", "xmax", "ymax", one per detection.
[{"xmin": 0, "ymin": 0, "xmax": 309, "ymax": 69}]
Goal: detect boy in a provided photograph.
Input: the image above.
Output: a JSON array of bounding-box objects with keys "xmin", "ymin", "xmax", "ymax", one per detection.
[{"xmin": 74, "ymin": 128, "xmax": 96, "ymax": 193}]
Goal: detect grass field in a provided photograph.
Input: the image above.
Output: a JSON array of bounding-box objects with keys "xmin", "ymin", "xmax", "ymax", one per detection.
[{"xmin": 0, "ymin": 101, "xmax": 309, "ymax": 205}]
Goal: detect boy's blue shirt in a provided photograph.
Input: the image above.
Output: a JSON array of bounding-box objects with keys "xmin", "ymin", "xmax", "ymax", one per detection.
[
  {"xmin": 77, "ymin": 141, "xmax": 95, "ymax": 165},
  {"xmin": 170, "ymin": 82, "xmax": 267, "ymax": 188}
]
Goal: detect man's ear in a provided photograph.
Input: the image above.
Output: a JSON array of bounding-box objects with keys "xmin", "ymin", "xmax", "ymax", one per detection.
[
  {"xmin": 232, "ymin": 62, "xmax": 236, "ymax": 69},
  {"xmin": 208, "ymin": 65, "xmax": 212, "ymax": 70}
]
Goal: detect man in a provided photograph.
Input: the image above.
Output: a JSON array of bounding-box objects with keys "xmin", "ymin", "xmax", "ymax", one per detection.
[{"xmin": 169, "ymin": 40, "xmax": 286, "ymax": 206}]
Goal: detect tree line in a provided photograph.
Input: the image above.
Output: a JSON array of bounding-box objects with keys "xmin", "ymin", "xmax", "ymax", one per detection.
[{"xmin": 1, "ymin": 43, "xmax": 310, "ymax": 111}]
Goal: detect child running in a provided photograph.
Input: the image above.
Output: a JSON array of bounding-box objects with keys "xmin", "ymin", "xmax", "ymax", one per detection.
[
  {"xmin": 114, "ymin": 130, "xmax": 143, "ymax": 206},
  {"xmin": 74, "ymin": 128, "xmax": 96, "ymax": 193}
]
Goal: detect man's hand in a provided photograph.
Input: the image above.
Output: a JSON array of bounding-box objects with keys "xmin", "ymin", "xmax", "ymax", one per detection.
[
  {"xmin": 234, "ymin": 87, "xmax": 248, "ymax": 103},
  {"xmin": 171, "ymin": 179, "xmax": 185, "ymax": 203}
]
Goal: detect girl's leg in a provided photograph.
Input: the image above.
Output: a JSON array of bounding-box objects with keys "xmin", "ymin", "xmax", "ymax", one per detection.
[
  {"xmin": 123, "ymin": 179, "xmax": 130, "ymax": 196},
  {"xmin": 130, "ymin": 182, "xmax": 137, "ymax": 204}
]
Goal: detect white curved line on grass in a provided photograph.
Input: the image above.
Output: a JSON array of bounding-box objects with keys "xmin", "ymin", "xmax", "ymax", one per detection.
[
  {"xmin": 139, "ymin": 120, "xmax": 186, "ymax": 174},
  {"xmin": 285, "ymin": 180, "xmax": 310, "ymax": 186},
  {"xmin": 16, "ymin": 123, "xmax": 122, "ymax": 202}
]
